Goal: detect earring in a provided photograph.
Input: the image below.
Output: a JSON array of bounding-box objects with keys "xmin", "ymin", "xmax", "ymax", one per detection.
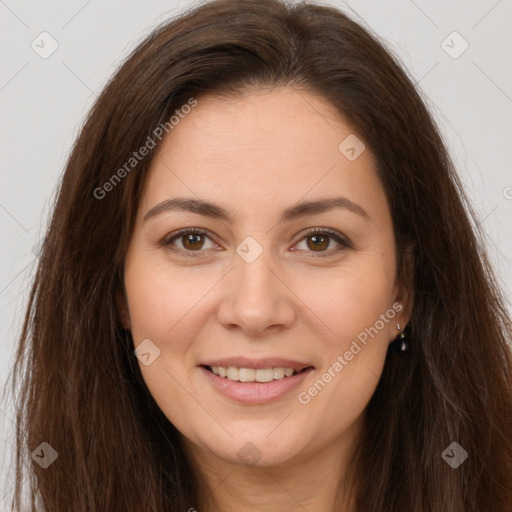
[{"xmin": 395, "ymin": 323, "xmax": 409, "ymax": 353}]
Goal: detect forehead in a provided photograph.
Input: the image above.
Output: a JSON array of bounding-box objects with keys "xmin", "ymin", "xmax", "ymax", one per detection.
[
  {"xmin": 159, "ymin": 87, "xmax": 349, "ymax": 169},
  {"xmin": 141, "ymin": 86, "xmax": 387, "ymax": 223}
]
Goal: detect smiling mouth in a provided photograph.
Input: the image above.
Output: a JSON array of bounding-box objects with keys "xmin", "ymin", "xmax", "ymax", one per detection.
[{"xmin": 202, "ymin": 365, "xmax": 312, "ymax": 383}]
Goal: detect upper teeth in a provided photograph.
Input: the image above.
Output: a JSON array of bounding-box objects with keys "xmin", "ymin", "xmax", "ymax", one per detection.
[{"xmin": 210, "ymin": 366, "xmax": 297, "ymax": 382}]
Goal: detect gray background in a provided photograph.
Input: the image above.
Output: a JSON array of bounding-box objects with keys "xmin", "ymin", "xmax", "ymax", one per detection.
[{"xmin": 1, "ymin": 0, "xmax": 511, "ymax": 507}]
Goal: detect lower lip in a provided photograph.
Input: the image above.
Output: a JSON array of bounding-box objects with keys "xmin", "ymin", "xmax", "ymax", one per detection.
[{"xmin": 199, "ymin": 366, "xmax": 314, "ymax": 404}]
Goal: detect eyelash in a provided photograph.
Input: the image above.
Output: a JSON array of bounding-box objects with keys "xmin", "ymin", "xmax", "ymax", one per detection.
[{"xmin": 160, "ymin": 227, "xmax": 352, "ymax": 258}]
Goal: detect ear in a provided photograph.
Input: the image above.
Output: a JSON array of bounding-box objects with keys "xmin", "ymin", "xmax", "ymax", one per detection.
[
  {"xmin": 392, "ymin": 244, "xmax": 415, "ymax": 336},
  {"xmin": 116, "ymin": 287, "xmax": 131, "ymax": 330}
]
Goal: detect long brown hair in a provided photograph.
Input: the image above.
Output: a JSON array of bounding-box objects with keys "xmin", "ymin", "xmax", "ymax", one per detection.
[{"xmin": 7, "ymin": 0, "xmax": 512, "ymax": 510}]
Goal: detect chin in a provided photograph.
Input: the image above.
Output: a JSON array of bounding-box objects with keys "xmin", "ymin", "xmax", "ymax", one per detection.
[{"xmin": 204, "ymin": 430, "xmax": 307, "ymax": 468}]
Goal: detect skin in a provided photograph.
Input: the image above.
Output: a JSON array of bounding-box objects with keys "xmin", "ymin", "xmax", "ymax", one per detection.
[{"xmin": 120, "ymin": 86, "xmax": 413, "ymax": 512}]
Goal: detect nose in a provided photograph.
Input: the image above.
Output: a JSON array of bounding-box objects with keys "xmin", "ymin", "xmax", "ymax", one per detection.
[{"xmin": 216, "ymin": 246, "xmax": 296, "ymax": 336}]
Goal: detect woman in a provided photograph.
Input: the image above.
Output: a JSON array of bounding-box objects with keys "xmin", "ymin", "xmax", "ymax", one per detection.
[{"xmin": 8, "ymin": 0, "xmax": 512, "ymax": 510}]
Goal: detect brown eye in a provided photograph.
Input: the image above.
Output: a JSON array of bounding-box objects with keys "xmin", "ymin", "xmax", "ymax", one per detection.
[
  {"xmin": 163, "ymin": 228, "xmax": 218, "ymax": 255},
  {"xmin": 306, "ymin": 233, "xmax": 330, "ymax": 251},
  {"xmin": 181, "ymin": 232, "xmax": 205, "ymax": 250},
  {"xmin": 293, "ymin": 228, "xmax": 351, "ymax": 256}
]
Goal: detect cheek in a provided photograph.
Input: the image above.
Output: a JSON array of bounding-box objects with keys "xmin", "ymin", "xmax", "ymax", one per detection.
[
  {"xmin": 292, "ymin": 255, "xmax": 396, "ymax": 406},
  {"xmin": 294, "ymin": 256, "xmax": 396, "ymax": 345},
  {"xmin": 123, "ymin": 259, "xmax": 207, "ymax": 428},
  {"xmin": 124, "ymin": 256, "xmax": 213, "ymax": 343}
]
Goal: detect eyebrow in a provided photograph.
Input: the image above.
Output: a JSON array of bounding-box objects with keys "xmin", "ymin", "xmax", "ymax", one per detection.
[{"xmin": 143, "ymin": 196, "xmax": 370, "ymax": 223}]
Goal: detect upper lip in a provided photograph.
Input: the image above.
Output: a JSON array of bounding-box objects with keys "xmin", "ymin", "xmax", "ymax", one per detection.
[{"xmin": 200, "ymin": 357, "xmax": 314, "ymax": 372}]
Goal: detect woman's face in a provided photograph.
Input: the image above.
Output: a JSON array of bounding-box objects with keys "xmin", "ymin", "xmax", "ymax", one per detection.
[{"xmin": 122, "ymin": 87, "xmax": 412, "ymax": 470}]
